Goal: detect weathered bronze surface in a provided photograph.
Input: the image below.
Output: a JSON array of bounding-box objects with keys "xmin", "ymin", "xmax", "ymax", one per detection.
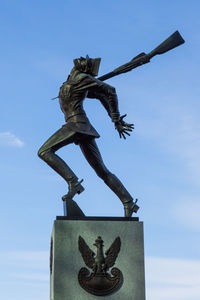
[
  {"xmin": 63, "ymin": 198, "xmax": 85, "ymax": 217},
  {"xmin": 78, "ymin": 236, "xmax": 123, "ymax": 296},
  {"xmin": 50, "ymin": 238, "xmax": 53, "ymax": 274},
  {"xmin": 38, "ymin": 55, "xmax": 136, "ymax": 217},
  {"xmin": 38, "ymin": 31, "xmax": 184, "ymax": 217}
]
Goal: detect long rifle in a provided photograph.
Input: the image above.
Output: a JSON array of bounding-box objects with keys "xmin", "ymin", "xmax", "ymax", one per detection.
[
  {"xmin": 98, "ymin": 30, "xmax": 185, "ymax": 81},
  {"xmin": 51, "ymin": 31, "xmax": 184, "ymax": 100}
]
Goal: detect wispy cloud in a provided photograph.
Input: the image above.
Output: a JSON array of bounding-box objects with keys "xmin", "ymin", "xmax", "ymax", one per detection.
[
  {"xmin": 0, "ymin": 131, "xmax": 24, "ymax": 147},
  {"xmin": 146, "ymin": 256, "xmax": 200, "ymax": 300},
  {"xmin": 1, "ymin": 252, "xmax": 200, "ymax": 300},
  {"xmin": 136, "ymin": 105, "xmax": 200, "ymax": 184},
  {"xmin": 0, "ymin": 251, "xmax": 49, "ymax": 300},
  {"xmin": 173, "ymin": 197, "xmax": 200, "ymax": 231},
  {"xmin": 0, "ymin": 251, "xmax": 48, "ymax": 269},
  {"xmin": 10, "ymin": 272, "xmax": 49, "ymax": 282}
]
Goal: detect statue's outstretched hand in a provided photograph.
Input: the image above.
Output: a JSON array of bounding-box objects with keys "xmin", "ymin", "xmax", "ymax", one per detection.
[{"xmin": 115, "ymin": 114, "xmax": 134, "ymax": 139}]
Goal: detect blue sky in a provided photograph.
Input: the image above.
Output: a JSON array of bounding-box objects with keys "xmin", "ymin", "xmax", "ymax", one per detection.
[{"xmin": 0, "ymin": 0, "xmax": 200, "ymax": 299}]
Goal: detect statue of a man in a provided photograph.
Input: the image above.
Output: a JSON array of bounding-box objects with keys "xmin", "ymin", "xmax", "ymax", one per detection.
[{"xmin": 38, "ymin": 55, "xmax": 138, "ymax": 217}]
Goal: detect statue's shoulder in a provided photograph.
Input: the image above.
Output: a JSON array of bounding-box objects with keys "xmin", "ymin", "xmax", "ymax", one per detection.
[
  {"xmin": 64, "ymin": 73, "xmax": 90, "ymax": 85},
  {"xmin": 75, "ymin": 72, "xmax": 91, "ymax": 82}
]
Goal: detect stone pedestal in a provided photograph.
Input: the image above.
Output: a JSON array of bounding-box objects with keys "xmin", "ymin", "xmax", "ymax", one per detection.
[{"xmin": 50, "ymin": 216, "xmax": 146, "ymax": 300}]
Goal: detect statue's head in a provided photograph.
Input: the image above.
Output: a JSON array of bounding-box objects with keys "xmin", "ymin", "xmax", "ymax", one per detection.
[{"xmin": 73, "ymin": 55, "xmax": 101, "ymax": 76}]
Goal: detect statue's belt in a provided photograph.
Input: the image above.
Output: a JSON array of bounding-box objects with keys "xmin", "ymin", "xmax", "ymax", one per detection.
[{"xmin": 66, "ymin": 113, "xmax": 87, "ymax": 122}]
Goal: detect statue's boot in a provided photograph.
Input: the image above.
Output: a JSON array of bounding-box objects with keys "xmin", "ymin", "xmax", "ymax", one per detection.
[
  {"xmin": 37, "ymin": 148, "xmax": 85, "ymax": 201},
  {"xmin": 62, "ymin": 179, "xmax": 84, "ymax": 201},
  {"xmin": 124, "ymin": 199, "xmax": 139, "ymax": 217}
]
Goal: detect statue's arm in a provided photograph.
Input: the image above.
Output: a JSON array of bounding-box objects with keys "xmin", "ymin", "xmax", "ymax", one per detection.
[
  {"xmin": 79, "ymin": 75, "xmax": 134, "ymax": 139},
  {"xmin": 87, "ymin": 89, "xmax": 111, "ymax": 118},
  {"xmin": 86, "ymin": 77, "xmax": 120, "ymax": 123}
]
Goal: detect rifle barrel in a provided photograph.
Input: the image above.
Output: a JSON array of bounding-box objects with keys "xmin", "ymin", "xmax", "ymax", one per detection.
[
  {"xmin": 98, "ymin": 53, "xmax": 147, "ymax": 81},
  {"xmin": 98, "ymin": 71, "xmax": 116, "ymax": 81}
]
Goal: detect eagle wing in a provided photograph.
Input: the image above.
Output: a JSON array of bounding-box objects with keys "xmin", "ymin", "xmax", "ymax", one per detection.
[
  {"xmin": 78, "ymin": 236, "xmax": 95, "ymax": 269},
  {"xmin": 105, "ymin": 236, "xmax": 121, "ymax": 268}
]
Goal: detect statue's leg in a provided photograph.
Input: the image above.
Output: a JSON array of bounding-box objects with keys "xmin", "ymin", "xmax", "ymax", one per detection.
[
  {"xmin": 38, "ymin": 129, "xmax": 84, "ymax": 199},
  {"xmin": 79, "ymin": 137, "xmax": 138, "ymax": 216}
]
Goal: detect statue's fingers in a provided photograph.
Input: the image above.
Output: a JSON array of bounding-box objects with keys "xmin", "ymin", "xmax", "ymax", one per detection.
[
  {"xmin": 123, "ymin": 130, "xmax": 130, "ymax": 136},
  {"xmin": 121, "ymin": 132, "xmax": 126, "ymax": 139},
  {"xmin": 120, "ymin": 114, "xmax": 127, "ymax": 120},
  {"xmin": 124, "ymin": 124, "xmax": 134, "ymax": 129},
  {"xmin": 124, "ymin": 127, "xmax": 132, "ymax": 132},
  {"xmin": 128, "ymin": 124, "xmax": 134, "ymax": 128},
  {"xmin": 124, "ymin": 131, "xmax": 130, "ymax": 136}
]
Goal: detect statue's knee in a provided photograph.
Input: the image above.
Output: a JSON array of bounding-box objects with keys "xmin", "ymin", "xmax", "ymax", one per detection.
[
  {"xmin": 103, "ymin": 172, "xmax": 112, "ymax": 183},
  {"xmin": 96, "ymin": 168, "xmax": 110, "ymax": 181}
]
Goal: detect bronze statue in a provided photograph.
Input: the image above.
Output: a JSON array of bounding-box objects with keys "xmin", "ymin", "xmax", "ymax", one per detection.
[
  {"xmin": 38, "ymin": 55, "xmax": 138, "ymax": 217},
  {"xmin": 38, "ymin": 31, "xmax": 184, "ymax": 217}
]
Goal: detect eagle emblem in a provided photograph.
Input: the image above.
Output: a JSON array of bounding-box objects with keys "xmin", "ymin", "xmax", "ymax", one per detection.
[{"xmin": 78, "ymin": 235, "xmax": 123, "ymax": 296}]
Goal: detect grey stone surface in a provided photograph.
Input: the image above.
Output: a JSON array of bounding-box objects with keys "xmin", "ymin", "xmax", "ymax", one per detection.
[{"xmin": 50, "ymin": 218, "xmax": 145, "ymax": 300}]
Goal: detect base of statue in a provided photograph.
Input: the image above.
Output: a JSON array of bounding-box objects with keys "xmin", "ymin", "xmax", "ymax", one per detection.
[{"xmin": 50, "ymin": 216, "xmax": 146, "ymax": 300}]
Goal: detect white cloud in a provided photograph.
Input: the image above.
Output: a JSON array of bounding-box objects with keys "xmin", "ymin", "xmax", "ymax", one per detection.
[
  {"xmin": 0, "ymin": 131, "xmax": 24, "ymax": 147},
  {"xmin": 146, "ymin": 256, "xmax": 200, "ymax": 300},
  {"xmin": 1, "ymin": 252, "xmax": 200, "ymax": 299}
]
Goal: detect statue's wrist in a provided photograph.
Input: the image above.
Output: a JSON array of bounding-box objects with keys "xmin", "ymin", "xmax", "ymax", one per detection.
[{"xmin": 111, "ymin": 112, "xmax": 120, "ymax": 122}]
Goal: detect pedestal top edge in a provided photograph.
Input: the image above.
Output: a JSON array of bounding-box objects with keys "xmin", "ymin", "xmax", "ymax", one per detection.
[{"xmin": 56, "ymin": 216, "xmax": 139, "ymax": 221}]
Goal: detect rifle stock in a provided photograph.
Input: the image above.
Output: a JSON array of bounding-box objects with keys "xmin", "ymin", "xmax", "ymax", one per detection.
[{"xmin": 147, "ymin": 30, "xmax": 185, "ymax": 59}]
